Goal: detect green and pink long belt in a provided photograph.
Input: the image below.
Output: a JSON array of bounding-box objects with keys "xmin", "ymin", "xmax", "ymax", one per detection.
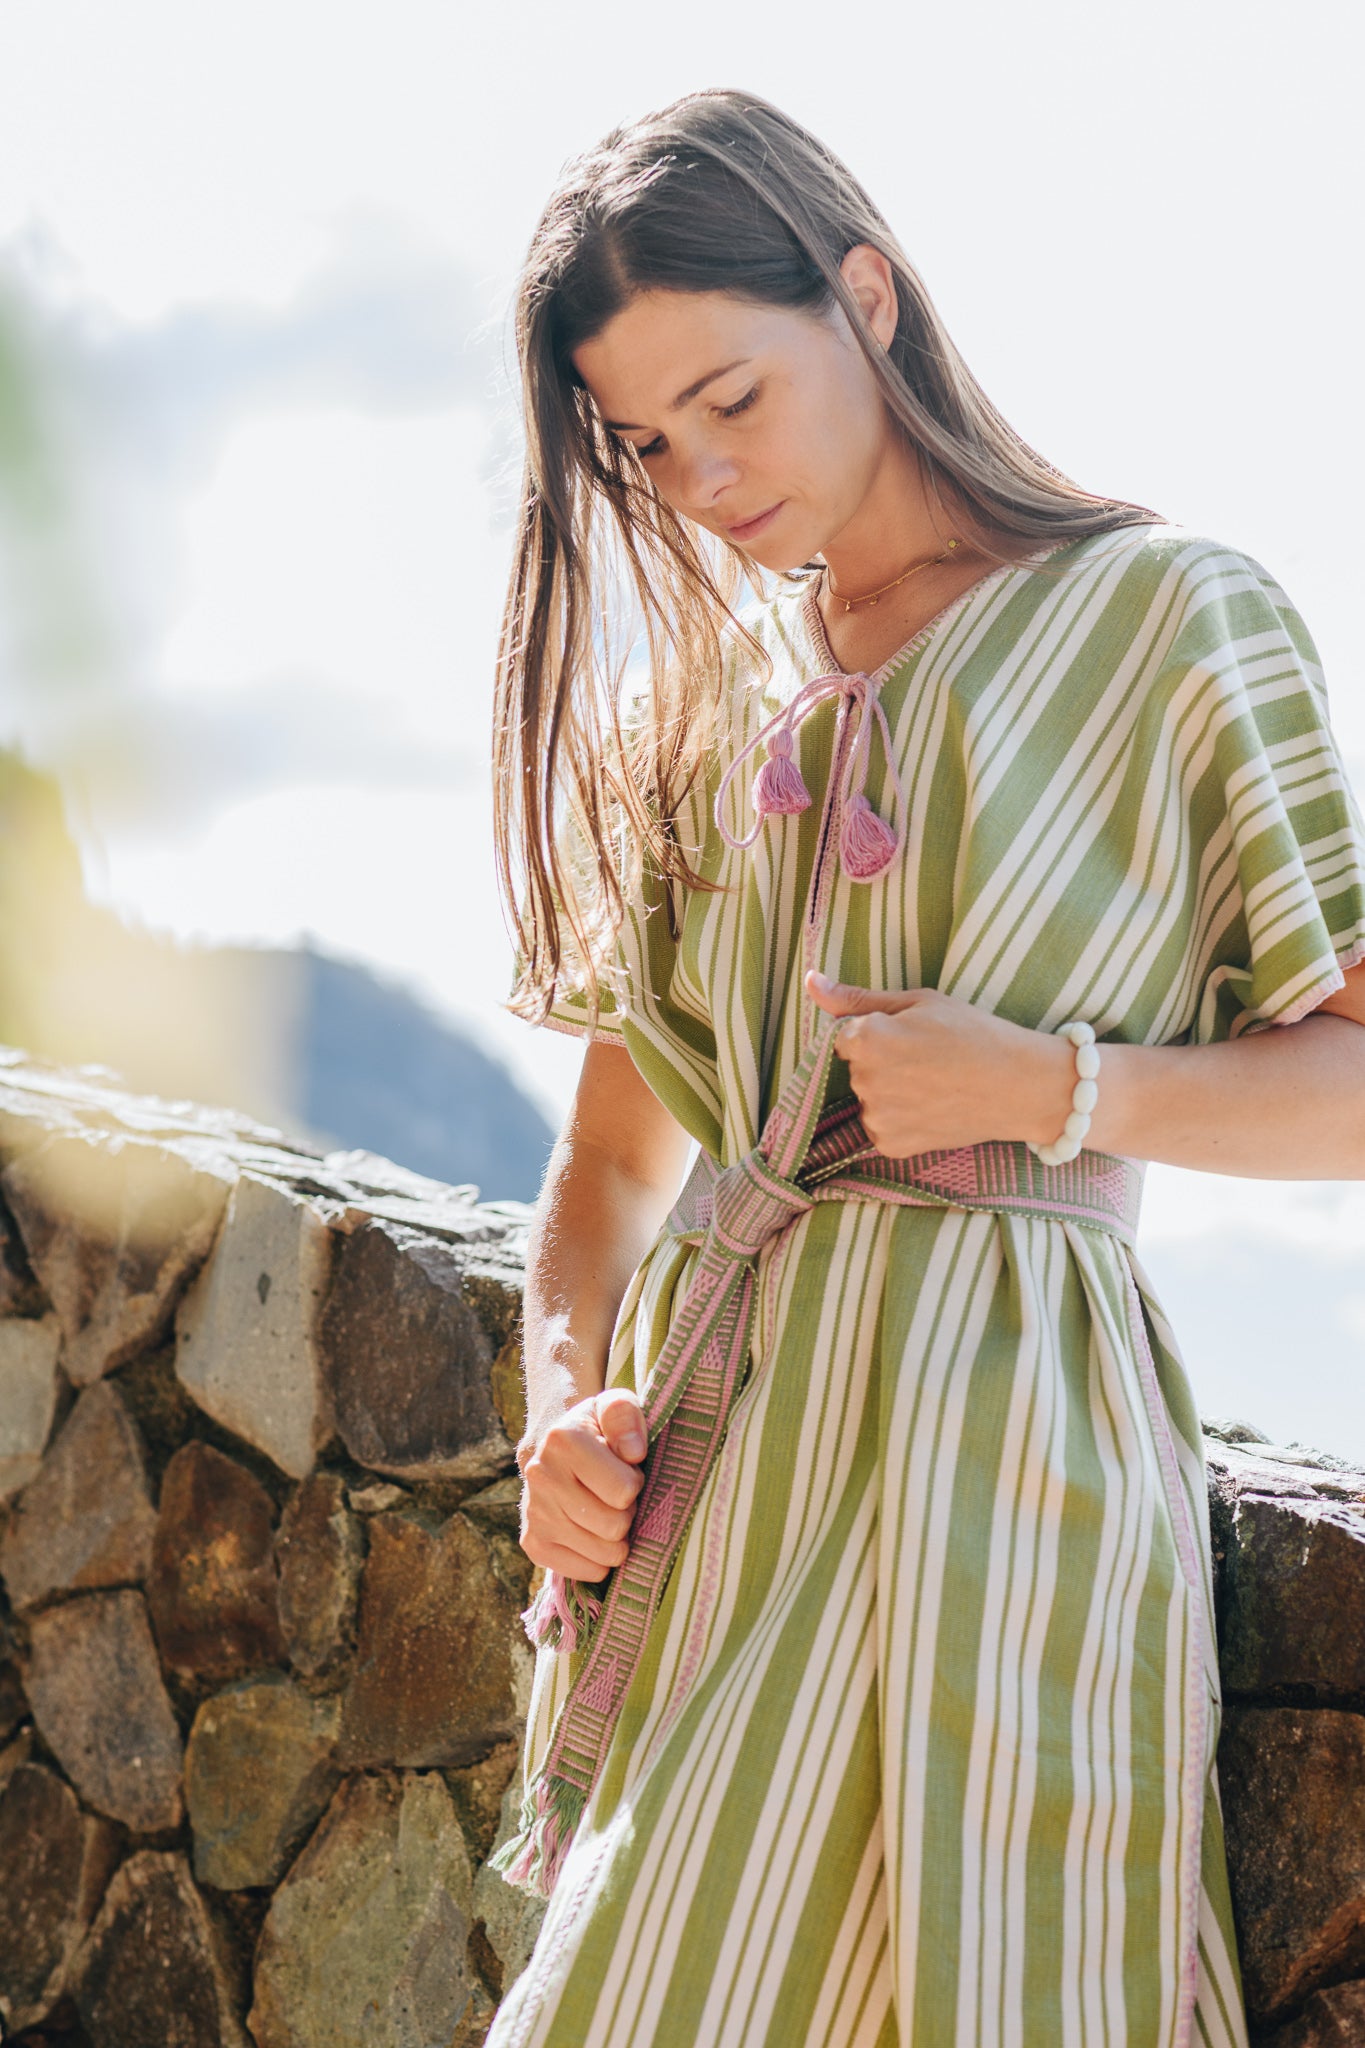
[{"xmin": 490, "ymin": 1004, "xmax": 1145, "ymax": 1900}]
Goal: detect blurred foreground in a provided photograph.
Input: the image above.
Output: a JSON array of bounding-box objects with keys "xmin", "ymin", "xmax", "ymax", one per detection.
[{"xmin": 0, "ymin": 750, "xmax": 553, "ymax": 1202}]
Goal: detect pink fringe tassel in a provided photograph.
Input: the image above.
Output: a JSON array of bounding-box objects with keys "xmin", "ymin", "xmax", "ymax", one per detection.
[
  {"xmin": 752, "ymin": 730, "xmax": 811, "ymax": 817},
  {"xmin": 839, "ymin": 794, "xmax": 900, "ymax": 880},
  {"xmin": 520, "ymin": 1569, "xmax": 602, "ymax": 1656}
]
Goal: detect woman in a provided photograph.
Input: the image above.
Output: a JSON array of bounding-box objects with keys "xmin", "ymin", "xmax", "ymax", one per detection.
[{"xmin": 485, "ymin": 87, "xmax": 1365, "ymax": 2047}]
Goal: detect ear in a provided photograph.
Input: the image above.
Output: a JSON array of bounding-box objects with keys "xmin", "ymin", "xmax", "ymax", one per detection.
[{"xmin": 838, "ymin": 243, "xmax": 899, "ymax": 351}]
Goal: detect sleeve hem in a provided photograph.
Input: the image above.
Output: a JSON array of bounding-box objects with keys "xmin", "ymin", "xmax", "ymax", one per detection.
[
  {"xmin": 539, "ymin": 1010, "xmax": 628, "ymax": 1044},
  {"xmin": 1234, "ymin": 933, "xmax": 1365, "ymax": 1035}
]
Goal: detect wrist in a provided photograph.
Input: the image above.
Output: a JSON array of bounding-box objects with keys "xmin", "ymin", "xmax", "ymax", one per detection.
[{"xmin": 1025, "ymin": 1030, "xmax": 1082, "ymax": 1149}]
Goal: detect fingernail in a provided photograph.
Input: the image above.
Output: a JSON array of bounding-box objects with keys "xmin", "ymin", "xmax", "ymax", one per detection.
[{"xmin": 623, "ymin": 1431, "xmax": 646, "ymax": 1457}]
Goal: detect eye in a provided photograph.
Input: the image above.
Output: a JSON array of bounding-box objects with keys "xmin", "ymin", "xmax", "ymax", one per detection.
[
  {"xmin": 634, "ymin": 434, "xmax": 665, "ymax": 459},
  {"xmin": 718, "ymin": 386, "xmax": 759, "ymax": 420}
]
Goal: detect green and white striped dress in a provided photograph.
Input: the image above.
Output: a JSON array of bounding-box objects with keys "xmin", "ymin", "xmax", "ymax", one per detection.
[{"xmin": 490, "ymin": 524, "xmax": 1365, "ymax": 2047}]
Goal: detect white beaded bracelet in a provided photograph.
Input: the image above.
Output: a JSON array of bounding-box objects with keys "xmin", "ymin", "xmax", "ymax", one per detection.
[{"xmin": 1027, "ymin": 1020, "xmax": 1101, "ymax": 1166}]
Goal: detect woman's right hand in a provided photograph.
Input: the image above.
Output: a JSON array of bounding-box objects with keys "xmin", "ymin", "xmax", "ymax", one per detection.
[{"xmin": 516, "ymin": 1386, "xmax": 649, "ymax": 1580}]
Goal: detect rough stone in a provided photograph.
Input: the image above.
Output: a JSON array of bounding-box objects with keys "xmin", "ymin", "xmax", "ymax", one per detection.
[
  {"xmin": 185, "ymin": 1674, "xmax": 342, "ymax": 1891},
  {"xmin": 70, "ymin": 1848, "xmax": 250, "ymax": 2048},
  {"xmin": 0, "ymin": 1310, "xmax": 61, "ymax": 1500},
  {"xmin": 489, "ymin": 1338, "xmax": 527, "ymax": 1444},
  {"xmin": 337, "ymin": 1508, "xmax": 531, "ymax": 1770},
  {"xmin": 0, "ymin": 1379, "xmax": 157, "ymax": 1610},
  {"xmin": 248, "ymin": 1769, "xmax": 482, "ymax": 2048},
  {"xmin": 1, "ymin": 1126, "xmax": 235, "ymax": 1384},
  {"xmin": 0, "ymin": 1726, "xmax": 34, "ymax": 1794},
  {"xmin": 0, "ymin": 1654, "xmax": 28, "ymax": 1741},
  {"xmin": 175, "ymin": 1171, "xmax": 337, "ymax": 1480},
  {"xmin": 472, "ymin": 1760, "xmax": 548, "ymax": 1998},
  {"xmin": 25, "ymin": 1588, "xmax": 185, "ymax": 1830},
  {"xmin": 0, "ymin": 1761, "xmax": 120, "ymax": 2034},
  {"xmin": 1261, "ymin": 1979, "xmax": 1365, "ymax": 2046},
  {"xmin": 445, "ymin": 1737, "xmax": 520, "ymax": 1865},
  {"xmin": 1218, "ymin": 1488, "xmax": 1365, "ymax": 1698},
  {"xmin": 460, "ymin": 1473, "xmax": 523, "ymax": 1544},
  {"xmin": 347, "ymin": 1479, "xmax": 410, "ymax": 1514},
  {"xmin": 0, "ymin": 1187, "xmax": 48, "ymax": 1316},
  {"xmin": 1218, "ymin": 1706, "xmax": 1365, "ymax": 2022},
  {"xmin": 319, "ymin": 1219, "xmax": 516, "ymax": 1483},
  {"xmin": 147, "ymin": 1439, "xmax": 287, "ymax": 1684},
  {"xmin": 276, "ymin": 1471, "xmax": 363, "ymax": 1680}
]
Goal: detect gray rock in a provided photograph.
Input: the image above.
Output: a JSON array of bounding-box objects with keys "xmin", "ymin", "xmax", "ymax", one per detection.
[
  {"xmin": 444, "ymin": 1738, "xmax": 520, "ymax": 1866},
  {"xmin": 1218, "ymin": 1706, "xmax": 1365, "ymax": 2023},
  {"xmin": 175, "ymin": 1172, "xmax": 337, "ymax": 1480},
  {"xmin": 1205, "ymin": 1436, "xmax": 1365, "ymax": 1505},
  {"xmin": 0, "ymin": 1311, "xmax": 61, "ymax": 1500},
  {"xmin": 337, "ymin": 1509, "xmax": 531, "ymax": 1770},
  {"xmin": 472, "ymin": 1762, "xmax": 548, "ymax": 1998},
  {"xmin": 276, "ymin": 1471, "xmax": 363, "ymax": 1680},
  {"xmin": 319, "ymin": 1219, "xmax": 516, "ymax": 1483},
  {"xmin": 1260, "ymin": 1979, "xmax": 1365, "ymax": 2046},
  {"xmin": 0, "ymin": 1379, "xmax": 157, "ymax": 1610},
  {"xmin": 347, "ymin": 1479, "xmax": 410, "ymax": 1514},
  {"xmin": 185, "ymin": 1675, "xmax": 341, "ymax": 1891},
  {"xmin": 1220, "ymin": 1489, "xmax": 1365, "ymax": 1698},
  {"xmin": 70, "ymin": 1848, "xmax": 250, "ymax": 2048},
  {"xmin": 248, "ymin": 1769, "xmax": 490, "ymax": 2048},
  {"xmin": 25, "ymin": 1588, "xmax": 185, "ymax": 1831},
  {"xmin": 2, "ymin": 1128, "xmax": 234, "ymax": 1385},
  {"xmin": 460, "ymin": 1474, "xmax": 524, "ymax": 1544},
  {"xmin": 147, "ymin": 1439, "xmax": 287, "ymax": 1684},
  {"xmin": 0, "ymin": 1761, "xmax": 120, "ymax": 2034}
]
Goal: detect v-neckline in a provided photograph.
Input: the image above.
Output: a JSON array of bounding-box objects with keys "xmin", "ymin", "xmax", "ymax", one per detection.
[{"xmin": 799, "ymin": 535, "xmax": 1081, "ymax": 686}]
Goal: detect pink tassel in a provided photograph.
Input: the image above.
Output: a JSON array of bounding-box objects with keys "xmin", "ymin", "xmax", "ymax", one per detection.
[
  {"xmin": 520, "ymin": 1569, "xmax": 602, "ymax": 1655},
  {"xmin": 751, "ymin": 728, "xmax": 811, "ymax": 817},
  {"xmin": 839, "ymin": 795, "xmax": 900, "ymax": 880},
  {"xmin": 500, "ymin": 1831, "xmax": 541, "ymax": 1889}
]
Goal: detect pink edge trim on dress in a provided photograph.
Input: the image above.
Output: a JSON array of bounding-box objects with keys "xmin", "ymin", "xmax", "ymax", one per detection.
[{"xmin": 1262, "ymin": 933, "xmax": 1365, "ymax": 1029}]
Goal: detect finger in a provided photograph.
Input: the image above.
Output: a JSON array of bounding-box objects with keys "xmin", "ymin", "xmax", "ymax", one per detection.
[
  {"xmin": 595, "ymin": 1387, "xmax": 648, "ymax": 1462},
  {"xmin": 522, "ymin": 1481, "xmax": 632, "ymax": 1571},
  {"xmin": 833, "ymin": 1015, "xmax": 862, "ymax": 1060},
  {"xmin": 541, "ymin": 1424, "xmax": 645, "ymax": 1511},
  {"xmin": 558, "ymin": 1471, "xmax": 636, "ymax": 1545},
  {"xmin": 806, "ymin": 970, "xmax": 924, "ymax": 1017},
  {"xmin": 522, "ymin": 1537, "xmax": 618, "ymax": 1581}
]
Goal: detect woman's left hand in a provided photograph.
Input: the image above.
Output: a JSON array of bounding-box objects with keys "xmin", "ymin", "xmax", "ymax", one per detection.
[{"xmin": 805, "ymin": 969, "xmax": 1072, "ymax": 1156}]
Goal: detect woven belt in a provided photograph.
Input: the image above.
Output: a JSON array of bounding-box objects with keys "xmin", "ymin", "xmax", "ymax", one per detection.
[{"xmin": 491, "ymin": 1007, "xmax": 1144, "ymax": 1898}]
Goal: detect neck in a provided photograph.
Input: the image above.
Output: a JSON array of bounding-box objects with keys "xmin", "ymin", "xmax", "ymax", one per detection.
[{"xmin": 818, "ymin": 437, "xmax": 950, "ymax": 594}]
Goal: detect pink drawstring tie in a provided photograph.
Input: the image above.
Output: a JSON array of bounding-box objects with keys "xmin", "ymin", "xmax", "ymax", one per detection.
[{"xmin": 712, "ymin": 669, "xmax": 907, "ymax": 882}]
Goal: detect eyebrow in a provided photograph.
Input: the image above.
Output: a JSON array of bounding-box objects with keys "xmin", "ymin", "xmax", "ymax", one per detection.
[{"xmin": 603, "ymin": 358, "xmax": 752, "ymax": 433}]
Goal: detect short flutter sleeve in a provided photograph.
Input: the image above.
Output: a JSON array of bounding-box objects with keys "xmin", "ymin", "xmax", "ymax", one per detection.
[{"xmin": 1174, "ymin": 548, "xmax": 1365, "ymax": 1043}]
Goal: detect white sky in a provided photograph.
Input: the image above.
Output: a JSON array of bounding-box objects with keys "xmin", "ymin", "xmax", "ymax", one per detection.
[{"xmin": 0, "ymin": 0, "xmax": 1363, "ymax": 1456}]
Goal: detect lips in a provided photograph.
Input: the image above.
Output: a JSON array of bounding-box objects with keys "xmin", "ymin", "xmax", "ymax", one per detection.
[{"xmin": 725, "ymin": 502, "xmax": 783, "ymax": 543}]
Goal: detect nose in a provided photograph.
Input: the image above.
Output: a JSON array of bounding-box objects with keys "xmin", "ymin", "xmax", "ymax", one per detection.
[{"xmin": 671, "ymin": 440, "xmax": 741, "ymax": 520}]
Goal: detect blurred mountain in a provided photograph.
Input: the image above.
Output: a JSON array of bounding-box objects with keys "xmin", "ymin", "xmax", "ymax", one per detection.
[{"xmin": 0, "ymin": 748, "xmax": 554, "ymax": 1201}]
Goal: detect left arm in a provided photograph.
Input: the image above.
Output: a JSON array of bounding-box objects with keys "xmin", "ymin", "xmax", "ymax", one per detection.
[{"xmin": 807, "ymin": 962, "xmax": 1365, "ymax": 1180}]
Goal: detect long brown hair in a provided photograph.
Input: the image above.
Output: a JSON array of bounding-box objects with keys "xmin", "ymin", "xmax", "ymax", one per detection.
[{"xmin": 493, "ymin": 87, "xmax": 1164, "ymax": 1030}]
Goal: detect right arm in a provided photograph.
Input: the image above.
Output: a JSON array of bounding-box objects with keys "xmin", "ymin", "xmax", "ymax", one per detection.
[{"xmin": 516, "ymin": 1036, "xmax": 693, "ymax": 1580}]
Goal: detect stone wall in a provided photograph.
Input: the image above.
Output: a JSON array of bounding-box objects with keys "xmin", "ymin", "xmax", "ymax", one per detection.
[
  {"xmin": 0, "ymin": 1046, "xmax": 1363, "ymax": 2047},
  {"xmin": 0, "ymin": 1047, "xmax": 546, "ymax": 2046}
]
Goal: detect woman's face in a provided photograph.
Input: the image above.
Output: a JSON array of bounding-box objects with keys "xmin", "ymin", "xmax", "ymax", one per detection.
[{"xmin": 571, "ymin": 255, "xmax": 904, "ymax": 574}]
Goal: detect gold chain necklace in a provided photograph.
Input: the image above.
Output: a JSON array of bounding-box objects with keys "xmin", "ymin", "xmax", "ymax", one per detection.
[{"xmin": 825, "ymin": 536, "xmax": 962, "ymax": 612}]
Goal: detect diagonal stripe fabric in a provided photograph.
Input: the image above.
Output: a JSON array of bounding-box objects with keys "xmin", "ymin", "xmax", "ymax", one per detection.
[{"xmin": 489, "ymin": 525, "xmax": 1365, "ymax": 2046}]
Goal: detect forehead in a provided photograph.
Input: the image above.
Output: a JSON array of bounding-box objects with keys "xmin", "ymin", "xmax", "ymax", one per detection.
[{"xmin": 571, "ymin": 289, "xmax": 811, "ymax": 422}]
